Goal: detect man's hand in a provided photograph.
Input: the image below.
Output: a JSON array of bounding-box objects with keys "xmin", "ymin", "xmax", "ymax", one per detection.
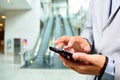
[
  {"xmin": 55, "ymin": 36, "xmax": 91, "ymax": 53},
  {"xmin": 58, "ymin": 53, "xmax": 106, "ymax": 75}
]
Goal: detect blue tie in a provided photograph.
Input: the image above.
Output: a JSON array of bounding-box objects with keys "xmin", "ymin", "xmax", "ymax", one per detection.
[{"xmin": 109, "ymin": 0, "xmax": 112, "ymax": 17}]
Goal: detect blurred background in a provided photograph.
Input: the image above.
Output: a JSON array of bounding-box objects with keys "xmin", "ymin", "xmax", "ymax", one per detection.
[{"xmin": 0, "ymin": 0, "xmax": 90, "ymax": 80}]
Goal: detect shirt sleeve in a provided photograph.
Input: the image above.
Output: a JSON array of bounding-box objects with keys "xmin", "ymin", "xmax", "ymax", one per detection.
[
  {"xmin": 96, "ymin": 58, "xmax": 115, "ymax": 80},
  {"xmin": 105, "ymin": 58, "xmax": 115, "ymax": 75},
  {"xmin": 80, "ymin": 0, "xmax": 94, "ymax": 46}
]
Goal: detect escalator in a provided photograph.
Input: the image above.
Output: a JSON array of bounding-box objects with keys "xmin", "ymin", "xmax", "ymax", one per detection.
[
  {"xmin": 23, "ymin": 16, "xmax": 74, "ymax": 69},
  {"xmin": 63, "ymin": 18, "xmax": 74, "ymax": 36}
]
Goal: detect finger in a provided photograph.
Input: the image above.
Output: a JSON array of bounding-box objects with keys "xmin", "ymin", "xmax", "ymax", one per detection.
[
  {"xmin": 73, "ymin": 53, "xmax": 103, "ymax": 65},
  {"xmin": 69, "ymin": 48, "xmax": 75, "ymax": 53},
  {"xmin": 79, "ymin": 43, "xmax": 86, "ymax": 51},
  {"xmin": 64, "ymin": 62, "xmax": 100, "ymax": 75},
  {"xmin": 68, "ymin": 36, "xmax": 90, "ymax": 53},
  {"xmin": 84, "ymin": 46, "xmax": 90, "ymax": 53},
  {"xmin": 56, "ymin": 43, "xmax": 65, "ymax": 49},
  {"xmin": 81, "ymin": 44, "xmax": 90, "ymax": 53},
  {"xmin": 54, "ymin": 36, "xmax": 70, "ymax": 44},
  {"xmin": 75, "ymin": 65, "xmax": 100, "ymax": 75},
  {"xmin": 58, "ymin": 53, "xmax": 101, "ymax": 75},
  {"xmin": 64, "ymin": 47, "xmax": 75, "ymax": 53},
  {"xmin": 68, "ymin": 36, "xmax": 82, "ymax": 47},
  {"xmin": 83, "ymin": 39, "xmax": 91, "ymax": 52},
  {"xmin": 68, "ymin": 36, "xmax": 76, "ymax": 47},
  {"xmin": 57, "ymin": 53, "xmax": 99, "ymax": 75},
  {"xmin": 79, "ymin": 39, "xmax": 90, "ymax": 53}
]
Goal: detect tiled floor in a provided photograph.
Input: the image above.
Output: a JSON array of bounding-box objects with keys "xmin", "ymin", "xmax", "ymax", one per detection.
[{"xmin": 0, "ymin": 53, "xmax": 86, "ymax": 80}]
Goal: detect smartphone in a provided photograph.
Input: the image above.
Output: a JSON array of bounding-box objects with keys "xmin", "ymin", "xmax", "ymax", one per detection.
[{"xmin": 49, "ymin": 46, "xmax": 75, "ymax": 61}]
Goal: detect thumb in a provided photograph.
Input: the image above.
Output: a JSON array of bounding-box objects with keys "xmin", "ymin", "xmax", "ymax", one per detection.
[{"xmin": 73, "ymin": 53, "xmax": 98, "ymax": 65}]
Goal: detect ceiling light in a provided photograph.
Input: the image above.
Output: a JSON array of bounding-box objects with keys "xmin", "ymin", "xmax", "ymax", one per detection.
[
  {"xmin": 0, "ymin": 23, "xmax": 3, "ymax": 27},
  {"xmin": 7, "ymin": 0, "xmax": 10, "ymax": 3},
  {"xmin": 30, "ymin": 60, "xmax": 33, "ymax": 64},
  {"xmin": 1, "ymin": 16, "xmax": 6, "ymax": 19},
  {"xmin": 0, "ymin": 29, "xmax": 2, "ymax": 31}
]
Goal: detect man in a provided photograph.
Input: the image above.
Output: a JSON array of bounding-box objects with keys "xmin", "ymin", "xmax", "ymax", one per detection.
[{"xmin": 55, "ymin": 0, "xmax": 120, "ymax": 80}]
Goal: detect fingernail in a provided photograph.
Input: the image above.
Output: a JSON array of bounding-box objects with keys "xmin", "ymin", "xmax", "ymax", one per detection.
[
  {"xmin": 54, "ymin": 40, "xmax": 57, "ymax": 43},
  {"xmin": 68, "ymin": 43, "xmax": 72, "ymax": 47},
  {"xmin": 84, "ymin": 47, "xmax": 89, "ymax": 51},
  {"xmin": 56, "ymin": 46, "xmax": 60, "ymax": 49},
  {"xmin": 73, "ymin": 53, "xmax": 79, "ymax": 59},
  {"xmin": 54, "ymin": 40, "xmax": 56, "ymax": 43}
]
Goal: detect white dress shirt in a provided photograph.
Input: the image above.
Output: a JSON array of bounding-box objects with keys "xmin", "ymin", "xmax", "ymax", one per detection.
[{"xmin": 96, "ymin": 0, "xmax": 116, "ymax": 79}]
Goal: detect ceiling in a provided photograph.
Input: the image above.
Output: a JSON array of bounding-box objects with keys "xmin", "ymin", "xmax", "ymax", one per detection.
[
  {"xmin": 0, "ymin": 0, "xmax": 67, "ymax": 14},
  {"xmin": 40, "ymin": 0, "xmax": 67, "ymax": 3},
  {"xmin": 0, "ymin": 0, "xmax": 31, "ymax": 14},
  {"xmin": 52, "ymin": 0, "xmax": 67, "ymax": 3}
]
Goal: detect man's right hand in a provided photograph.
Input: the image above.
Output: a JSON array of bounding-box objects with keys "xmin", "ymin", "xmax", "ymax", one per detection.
[{"xmin": 54, "ymin": 36, "xmax": 91, "ymax": 53}]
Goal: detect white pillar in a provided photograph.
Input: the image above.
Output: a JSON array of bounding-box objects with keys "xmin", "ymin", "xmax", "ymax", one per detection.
[{"xmin": 5, "ymin": 0, "xmax": 41, "ymax": 57}]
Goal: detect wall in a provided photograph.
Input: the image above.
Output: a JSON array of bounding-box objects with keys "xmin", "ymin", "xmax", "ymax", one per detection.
[
  {"xmin": 26, "ymin": 0, "xmax": 33, "ymax": 6},
  {"xmin": 5, "ymin": 0, "xmax": 41, "ymax": 55}
]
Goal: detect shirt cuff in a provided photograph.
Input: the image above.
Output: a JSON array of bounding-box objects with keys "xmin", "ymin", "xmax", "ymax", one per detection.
[
  {"xmin": 105, "ymin": 58, "xmax": 115, "ymax": 75},
  {"xmin": 97, "ymin": 58, "xmax": 115, "ymax": 80}
]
